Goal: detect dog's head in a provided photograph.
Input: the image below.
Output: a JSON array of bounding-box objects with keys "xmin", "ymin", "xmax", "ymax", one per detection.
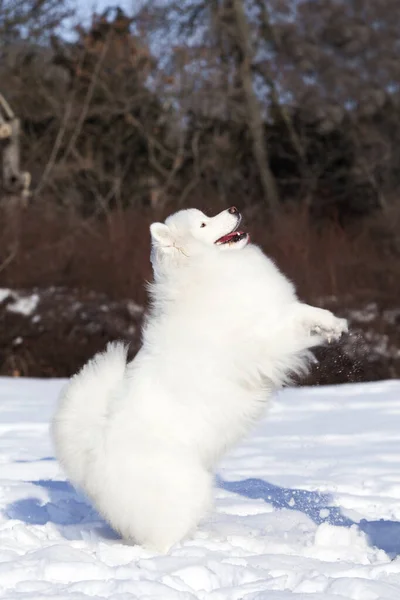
[{"xmin": 150, "ymin": 207, "xmax": 249, "ymax": 274}]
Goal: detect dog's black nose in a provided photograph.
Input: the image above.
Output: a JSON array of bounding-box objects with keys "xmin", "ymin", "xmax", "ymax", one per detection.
[{"xmin": 228, "ymin": 206, "xmax": 239, "ymax": 215}]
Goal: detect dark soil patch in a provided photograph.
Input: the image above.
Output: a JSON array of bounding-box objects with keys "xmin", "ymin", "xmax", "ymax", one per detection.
[
  {"xmin": 0, "ymin": 286, "xmax": 398, "ymax": 385},
  {"xmin": 0, "ymin": 287, "xmax": 143, "ymax": 377}
]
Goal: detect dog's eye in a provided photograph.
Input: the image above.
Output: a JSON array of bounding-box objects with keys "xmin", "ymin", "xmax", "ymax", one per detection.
[{"xmin": 200, "ymin": 223, "xmax": 206, "ymax": 228}]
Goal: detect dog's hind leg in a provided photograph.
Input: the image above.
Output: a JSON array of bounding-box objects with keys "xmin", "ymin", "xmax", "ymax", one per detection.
[
  {"xmin": 136, "ymin": 463, "xmax": 213, "ymax": 553},
  {"xmin": 98, "ymin": 454, "xmax": 213, "ymax": 553}
]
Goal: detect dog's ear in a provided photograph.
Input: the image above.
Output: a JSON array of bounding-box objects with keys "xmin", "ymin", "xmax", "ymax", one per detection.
[{"xmin": 150, "ymin": 223, "xmax": 174, "ymax": 247}]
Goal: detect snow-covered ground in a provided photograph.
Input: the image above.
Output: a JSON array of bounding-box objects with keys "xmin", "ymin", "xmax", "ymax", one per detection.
[{"xmin": 1, "ymin": 378, "xmax": 400, "ymax": 599}]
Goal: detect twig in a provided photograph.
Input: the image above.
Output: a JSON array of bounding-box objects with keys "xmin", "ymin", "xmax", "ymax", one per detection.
[
  {"xmin": 61, "ymin": 32, "xmax": 113, "ymax": 163},
  {"xmin": 34, "ymin": 99, "xmax": 74, "ymax": 197},
  {"xmin": 0, "ymin": 244, "xmax": 17, "ymax": 274}
]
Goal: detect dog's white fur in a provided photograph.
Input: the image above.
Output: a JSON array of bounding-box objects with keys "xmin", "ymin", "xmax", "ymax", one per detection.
[{"xmin": 52, "ymin": 208, "xmax": 348, "ymax": 552}]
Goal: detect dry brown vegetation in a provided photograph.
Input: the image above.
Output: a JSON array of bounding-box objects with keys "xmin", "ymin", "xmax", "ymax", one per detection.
[
  {"xmin": 1, "ymin": 200, "xmax": 399, "ymax": 304},
  {"xmin": 0, "ymin": 201, "xmax": 400, "ymax": 384}
]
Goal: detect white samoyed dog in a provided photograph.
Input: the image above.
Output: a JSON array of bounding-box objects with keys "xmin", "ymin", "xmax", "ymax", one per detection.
[{"xmin": 52, "ymin": 207, "xmax": 348, "ymax": 552}]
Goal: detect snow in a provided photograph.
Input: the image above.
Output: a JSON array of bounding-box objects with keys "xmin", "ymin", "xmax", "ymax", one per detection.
[
  {"xmin": 1, "ymin": 378, "xmax": 400, "ymax": 599},
  {"xmin": 0, "ymin": 288, "xmax": 39, "ymax": 316},
  {"xmin": 0, "ymin": 289, "xmax": 11, "ymax": 303}
]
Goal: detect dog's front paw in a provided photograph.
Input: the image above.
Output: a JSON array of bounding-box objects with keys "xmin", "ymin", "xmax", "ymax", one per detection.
[{"xmin": 310, "ymin": 311, "xmax": 348, "ymax": 343}]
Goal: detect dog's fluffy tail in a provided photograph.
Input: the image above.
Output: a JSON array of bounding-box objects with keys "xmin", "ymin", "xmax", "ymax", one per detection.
[{"xmin": 51, "ymin": 342, "xmax": 128, "ymax": 489}]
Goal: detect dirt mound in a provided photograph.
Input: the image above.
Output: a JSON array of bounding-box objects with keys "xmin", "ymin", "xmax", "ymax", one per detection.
[
  {"xmin": 0, "ymin": 286, "xmax": 398, "ymax": 384},
  {"xmin": 304, "ymin": 297, "xmax": 400, "ymax": 385},
  {"xmin": 0, "ymin": 287, "xmax": 143, "ymax": 377}
]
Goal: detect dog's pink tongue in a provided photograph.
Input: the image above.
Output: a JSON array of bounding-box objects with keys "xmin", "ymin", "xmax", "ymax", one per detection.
[{"xmin": 216, "ymin": 231, "xmax": 242, "ymax": 244}]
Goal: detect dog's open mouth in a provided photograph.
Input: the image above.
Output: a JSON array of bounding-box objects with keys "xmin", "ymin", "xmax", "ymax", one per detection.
[{"xmin": 215, "ymin": 231, "xmax": 247, "ymax": 245}]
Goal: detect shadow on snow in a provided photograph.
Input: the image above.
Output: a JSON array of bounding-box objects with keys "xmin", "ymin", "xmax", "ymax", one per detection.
[
  {"xmin": 5, "ymin": 479, "xmax": 120, "ymax": 541},
  {"xmin": 218, "ymin": 476, "xmax": 400, "ymax": 558},
  {"xmin": 5, "ymin": 475, "xmax": 400, "ymax": 556}
]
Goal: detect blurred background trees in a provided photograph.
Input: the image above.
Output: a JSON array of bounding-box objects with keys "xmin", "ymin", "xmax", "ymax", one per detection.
[{"xmin": 2, "ymin": 0, "xmax": 400, "ymax": 220}]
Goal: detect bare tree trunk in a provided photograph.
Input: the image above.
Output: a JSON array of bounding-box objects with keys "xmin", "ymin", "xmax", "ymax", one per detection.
[
  {"xmin": 231, "ymin": 0, "xmax": 279, "ymax": 214},
  {"xmin": 256, "ymin": 0, "xmax": 306, "ymax": 164},
  {"xmin": 0, "ymin": 94, "xmax": 30, "ymax": 201}
]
